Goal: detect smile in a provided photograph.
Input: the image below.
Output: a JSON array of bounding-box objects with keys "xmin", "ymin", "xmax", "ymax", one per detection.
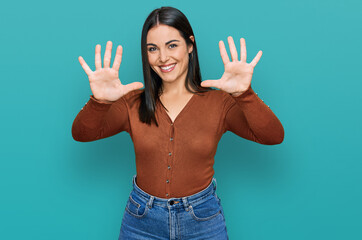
[{"xmin": 160, "ymin": 63, "xmax": 176, "ymax": 73}]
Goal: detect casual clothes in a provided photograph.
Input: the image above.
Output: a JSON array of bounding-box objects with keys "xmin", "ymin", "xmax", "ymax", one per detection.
[{"xmin": 72, "ymin": 86, "xmax": 284, "ymax": 198}]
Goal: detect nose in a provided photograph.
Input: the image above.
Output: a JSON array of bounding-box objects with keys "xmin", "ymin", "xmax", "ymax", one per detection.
[{"xmin": 159, "ymin": 49, "xmax": 169, "ymax": 63}]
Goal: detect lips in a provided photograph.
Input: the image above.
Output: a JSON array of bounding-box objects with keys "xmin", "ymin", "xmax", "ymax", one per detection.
[{"xmin": 160, "ymin": 63, "xmax": 176, "ymax": 73}]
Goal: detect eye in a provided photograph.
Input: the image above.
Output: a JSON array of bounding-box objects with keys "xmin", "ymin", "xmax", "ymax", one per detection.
[
  {"xmin": 169, "ymin": 44, "xmax": 177, "ymax": 49},
  {"xmin": 148, "ymin": 47, "xmax": 157, "ymax": 52}
]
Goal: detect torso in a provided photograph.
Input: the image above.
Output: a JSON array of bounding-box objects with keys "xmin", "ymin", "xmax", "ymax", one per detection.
[{"xmin": 159, "ymin": 92, "xmax": 195, "ymax": 123}]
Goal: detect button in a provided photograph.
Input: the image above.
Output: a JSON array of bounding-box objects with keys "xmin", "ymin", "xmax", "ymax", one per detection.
[
  {"xmin": 169, "ymin": 152, "xmax": 172, "ymax": 156},
  {"xmin": 168, "ymin": 165, "xmax": 171, "ymax": 170},
  {"xmin": 267, "ymin": 105, "xmax": 270, "ymax": 108},
  {"xmin": 169, "ymin": 200, "xmax": 174, "ymax": 205},
  {"xmin": 166, "ymin": 179, "xmax": 169, "ymax": 183},
  {"xmin": 166, "ymin": 193, "xmax": 169, "ymax": 197},
  {"xmin": 170, "ymin": 137, "xmax": 173, "ymax": 141},
  {"xmin": 171, "ymin": 123, "xmax": 173, "ymax": 126}
]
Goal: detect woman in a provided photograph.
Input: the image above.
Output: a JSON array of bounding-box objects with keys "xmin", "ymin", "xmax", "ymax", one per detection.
[{"xmin": 72, "ymin": 6, "xmax": 284, "ymax": 240}]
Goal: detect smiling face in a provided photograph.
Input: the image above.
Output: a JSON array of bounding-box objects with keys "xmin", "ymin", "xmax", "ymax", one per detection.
[{"xmin": 146, "ymin": 24, "xmax": 194, "ymax": 87}]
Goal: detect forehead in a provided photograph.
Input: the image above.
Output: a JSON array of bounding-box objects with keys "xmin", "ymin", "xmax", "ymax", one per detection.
[{"xmin": 147, "ymin": 24, "xmax": 183, "ymax": 43}]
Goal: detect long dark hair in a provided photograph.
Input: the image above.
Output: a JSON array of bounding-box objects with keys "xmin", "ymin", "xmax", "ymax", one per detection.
[{"xmin": 139, "ymin": 6, "xmax": 213, "ymax": 126}]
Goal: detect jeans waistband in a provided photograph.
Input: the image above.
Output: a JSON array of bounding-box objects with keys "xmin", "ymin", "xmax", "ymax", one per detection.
[{"xmin": 130, "ymin": 174, "xmax": 218, "ymax": 209}]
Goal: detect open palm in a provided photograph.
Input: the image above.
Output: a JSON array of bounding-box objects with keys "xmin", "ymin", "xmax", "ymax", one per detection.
[
  {"xmin": 201, "ymin": 36, "xmax": 262, "ymax": 96},
  {"xmin": 78, "ymin": 41, "xmax": 144, "ymax": 102}
]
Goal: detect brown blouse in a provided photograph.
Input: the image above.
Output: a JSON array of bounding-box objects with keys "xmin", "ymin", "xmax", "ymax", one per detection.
[{"xmin": 71, "ymin": 86, "xmax": 284, "ymax": 198}]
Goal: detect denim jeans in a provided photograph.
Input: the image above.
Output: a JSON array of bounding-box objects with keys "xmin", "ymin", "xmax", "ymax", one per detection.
[{"xmin": 118, "ymin": 174, "xmax": 229, "ymax": 240}]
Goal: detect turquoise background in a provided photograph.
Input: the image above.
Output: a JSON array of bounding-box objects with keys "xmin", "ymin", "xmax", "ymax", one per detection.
[{"xmin": 1, "ymin": 0, "xmax": 361, "ymax": 239}]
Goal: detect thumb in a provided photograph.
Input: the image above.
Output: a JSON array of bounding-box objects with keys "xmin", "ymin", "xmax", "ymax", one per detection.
[
  {"xmin": 124, "ymin": 82, "xmax": 144, "ymax": 93},
  {"xmin": 201, "ymin": 79, "xmax": 220, "ymax": 88}
]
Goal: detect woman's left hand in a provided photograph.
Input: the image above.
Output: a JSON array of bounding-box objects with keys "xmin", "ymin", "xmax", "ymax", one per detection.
[{"xmin": 200, "ymin": 36, "xmax": 263, "ymax": 97}]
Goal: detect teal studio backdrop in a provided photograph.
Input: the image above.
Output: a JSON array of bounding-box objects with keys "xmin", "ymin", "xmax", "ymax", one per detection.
[{"xmin": 1, "ymin": 0, "xmax": 361, "ymax": 239}]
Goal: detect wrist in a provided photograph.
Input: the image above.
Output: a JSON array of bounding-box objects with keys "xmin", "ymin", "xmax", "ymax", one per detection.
[
  {"xmin": 230, "ymin": 92, "xmax": 244, "ymax": 97},
  {"xmin": 230, "ymin": 90, "xmax": 248, "ymax": 97},
  {"xmin": 91, "ymin": 95, "xmax": 115, "ymax": 104},
  {"xmin": 230, "ymin": 86, "xmax": 252, "ymax": 97}
]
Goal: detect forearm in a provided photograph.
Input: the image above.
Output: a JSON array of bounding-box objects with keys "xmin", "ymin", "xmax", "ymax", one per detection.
[
  {"xmin": 227, "ymin": 87, "xmax": 284, "ymax": 145},
  {"xmin": 71, "ymin": 96, "xmax": 113, "ymax": 142},
  {"xmin": 91, "ymin": 95, "xmax": 116, "ymax": 104}
]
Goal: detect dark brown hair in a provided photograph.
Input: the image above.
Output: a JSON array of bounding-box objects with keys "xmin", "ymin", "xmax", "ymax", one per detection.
[{"xmin": 139, "ymin": 6, "xmax": 213, "ymax": 126}]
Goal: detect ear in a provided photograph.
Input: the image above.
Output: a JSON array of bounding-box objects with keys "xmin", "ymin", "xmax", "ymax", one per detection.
[{"xmin": 188, "ymin": 36, "xmax": 194, "ymax": 54}]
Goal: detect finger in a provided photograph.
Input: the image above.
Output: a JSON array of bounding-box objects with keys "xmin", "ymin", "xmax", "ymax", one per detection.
[
  {"xmin": 95, "ymin": 44, "xmax": 102, "ymax": 70},
  {"xmin": 112, "ymin": 45, "xmax": 123, "ymax": 71},
  {"xmin": 219, "ymin": 41, "xmax": 230, "ymax": 65},
  {"xmin": 227, "ymin": 36, "xmax": 238, "ymax": 61},
  {"xmin": 200, "ymin": 79, "xmax": 221, "ymax": 89},
  {"xmin": 78, "ymin": 56, "xmax": 93, "ymax": 75},
  {"xmin": 250, "ymin": 50, "xmax": 263, "ymax": 68},
  {"xmin": 240, "ymin": 38, "xmax": 247, "ymax": 62},
  {"xmin": 104, "ymin": 41, "xmax": 112, "ymax": 68},
  {"xmin": 124, "ymin": 82, "xmax": 144, "ymax": 93}
]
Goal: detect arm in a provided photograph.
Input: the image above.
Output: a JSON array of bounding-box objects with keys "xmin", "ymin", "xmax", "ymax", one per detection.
[
  {"xmin": 201, "ymin": 36, "xmax": 284, "ymax": 144},
  {"xmin": 223, "ymin": 86, "xmax": 284, "ymax": 145},
  {"xmin": 71, "ymin": 94, "xmax": 130, "ymax": 142}
]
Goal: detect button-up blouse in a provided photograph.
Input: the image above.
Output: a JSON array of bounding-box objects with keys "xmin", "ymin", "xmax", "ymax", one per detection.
[{"xmin": 72, "ymin": 86, "xmax": 284, "ymax": 198}]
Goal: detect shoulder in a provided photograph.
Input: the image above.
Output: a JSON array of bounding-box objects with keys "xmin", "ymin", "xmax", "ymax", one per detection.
[
  {"xmin": 201, "ymin": 88, "xmax": 233, "ymax": 103},
  {"xmin": 212, "ymin": 88, "xmax": 230, "ymax": 97},
  {"xmin": 113, "ymin": 89, "xmax": 144, "ymax": 108},
  {"xmin": 207, "ymin": 89, "xmax": 238, "ymax": 114},
  {"xmin": 122, "ymin": 88, "xmax": 144, "ymax": 101},
  {"xmin": 123, "ymin": 88, "xmax": 143, "ymax": 98},
  {"xmin": 193, "ymin": 88, "xmax": 235, "ymax": 112}
]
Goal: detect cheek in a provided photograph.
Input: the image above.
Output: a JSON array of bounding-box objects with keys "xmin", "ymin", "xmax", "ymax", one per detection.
[
  {"xmin": 176, "ymin": 51, "xmax": 185, "ymax": 60},
  {"xmin": 178, "ymin": 55, "xmax": 189, "ymax": 67},
  {"xmin": 148, "ymin": 56, "xmax": 157, "ymax": 68},
  {"xmin": 175, "ymin": 50, "xmax": 189, "ymax": 64}
]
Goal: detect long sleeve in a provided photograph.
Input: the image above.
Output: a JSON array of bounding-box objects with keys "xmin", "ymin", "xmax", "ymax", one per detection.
[
  {"xmin": 71, "ymin": 95, "xmax": 130, "ymax": 142},
  {"xmin": 223, "ymin": 86, "xmax": 284, "ymax": 145}
]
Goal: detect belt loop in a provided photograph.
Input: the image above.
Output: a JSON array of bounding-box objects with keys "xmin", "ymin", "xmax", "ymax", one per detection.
[
  {"xmin": 147, "ymin": 196, "xmax": 154, "ymax": 209},
  {"xmin": 182, "ymin": 197, "xmax": 189, "ymax": 211},
  {"xmin": 212, "ymin": 177, "xmax": 217, "ymax": 192},
  {"xmin": 132, "ymin": 174, "xmax": 136, "ymax": 185}
]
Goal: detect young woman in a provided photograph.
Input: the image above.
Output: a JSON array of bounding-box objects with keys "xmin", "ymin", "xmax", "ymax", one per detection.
[{"xmin": 72, "ymin": 6, "xmax": 284, "ymax": 240}]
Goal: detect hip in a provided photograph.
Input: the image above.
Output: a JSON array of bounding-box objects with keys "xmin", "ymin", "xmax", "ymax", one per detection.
[{"xmin": 118, "ymin": 174, "xmax": 229, "ymax": 240}]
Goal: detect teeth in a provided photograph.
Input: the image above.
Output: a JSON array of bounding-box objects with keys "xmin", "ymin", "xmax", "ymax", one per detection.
[{"xmin": 160, "ymin": 64, "xmax": 176, "ymax": 70}]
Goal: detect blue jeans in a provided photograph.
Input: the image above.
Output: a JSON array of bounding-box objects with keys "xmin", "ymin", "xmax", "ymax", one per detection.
[{"xmin": 118, "ymin": 174, "xmax": 229, "ymax": 240}]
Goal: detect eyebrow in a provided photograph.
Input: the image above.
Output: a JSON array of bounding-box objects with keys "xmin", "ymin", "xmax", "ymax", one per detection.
[{"xmin": 146, "ymin": 39, "xmax": 180, "ymax": 46}]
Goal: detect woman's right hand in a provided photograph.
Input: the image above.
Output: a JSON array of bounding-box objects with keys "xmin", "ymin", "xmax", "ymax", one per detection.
[{"xmin": 78, "ymin": 41, "xmax": 144, "ymax": 103}]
